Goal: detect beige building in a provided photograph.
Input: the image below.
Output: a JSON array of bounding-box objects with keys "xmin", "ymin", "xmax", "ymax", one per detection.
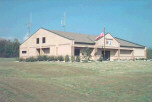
[{"xmin": 20, "ymin": 28, "xmax": 146, "ymax": 61}]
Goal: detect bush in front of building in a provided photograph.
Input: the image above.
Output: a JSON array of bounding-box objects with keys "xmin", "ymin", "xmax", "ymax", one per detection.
[
  {"xmin": 48, "ymin": 56, "xmax": 55, "ymax": 61},
  {"xmin": 25, "ymin": 57, "xmax": 37, "ymax": 62},
  {"xmin": 136, "ymin": 58, "xmax": 147, "ymax": 61},
  {"xmin": 37, "ymin": 55, "xmax": 48, "ymax": 61},
  {"xmin": 58, "ymin": 56, "xmax": 64, "ymax": 61},
  {"xmin": 43, "ymin": 55, "xmax": 48, "ymax": 61},
  {"xmin": 65, "ymin": 55, "xmax": 70, "ymax": 62},
  {"xmin": 76, "ymin": 56, "xmax": 80, "ymax": 62},
  {"xmin": 81, "ymin": 47, "xmax": 91, "ymax": 60},
  {"xmin": 82, "ymin": 60, "xmax": 88, "ymax": 63},
  {"xmin": 54, "ymin": 56, "xmax": 58, "ymax": 61},
  {"xmin": 19, "ymin": 58, "xmax": 25, "ymax": 62},
  {"xmin": 37, "ymin": 56, "xmax": 44, "ymax": 61},
  {"xmin": 71, "ymin": 56, "xmax": 75, "ymax": 62},
  {"xmin": 98, "ymin": 56, "xmax": 103, "ymax": 62}
]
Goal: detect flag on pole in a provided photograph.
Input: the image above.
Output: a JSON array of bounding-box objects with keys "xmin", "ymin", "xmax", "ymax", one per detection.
[{"xmin": 95, "ymin": 32, "xmax": 104, "ymax": 40}]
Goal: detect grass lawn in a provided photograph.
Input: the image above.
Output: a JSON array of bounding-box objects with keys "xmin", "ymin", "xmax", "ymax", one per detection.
[{"xmin": 0, "ymin": 58, "xmax": 152, "ymax": 102}]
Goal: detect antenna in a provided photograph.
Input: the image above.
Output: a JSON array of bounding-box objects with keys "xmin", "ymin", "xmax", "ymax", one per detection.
[
  {"xmin": 26, "ymin": 13, "xmax": 32, "ymax": 37},
  {"xmin": 61, "ymin": 12, "xmax": 66, "ymax": 31}
]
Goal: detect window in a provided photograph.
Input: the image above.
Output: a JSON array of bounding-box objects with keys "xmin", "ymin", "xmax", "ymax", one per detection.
[
  {"xmin": 36, "ymin": 38, "xmax": 39, "ymax": 44},
  {"xmin": 22, "ymin": 51, "xmax": 27, "ymax": 54},
  {"xmin": 75, "ymin": 49, "xmax": 80, "ymax": 56},
  {"xmin": 42, "ymin": 48, "xmax": 50, "ymax": 54},
  {"xmin": 42, "ymin": 37, "xmax": 46, "ymax": 43},
  {"xmin": 109, "ymin": 41, "xmax": 112, "ymax": 45},
  {"xmin": 106, "ymin": 40, "xmax": 112, "ymax": 45}
]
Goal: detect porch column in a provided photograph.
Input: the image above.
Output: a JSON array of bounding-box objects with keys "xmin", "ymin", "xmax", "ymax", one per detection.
[
  {"xmin": 71, "ymin": 46, "xmax": 74, "ymax": 56},
  {"xmin": 132, "ymin": 49, "xmax": 135, "ymax": 60},
  {"xmin": 40, "ymin": 48, "xmax": 43, "ymax": 55},
  {"xmin": 92, "ymin": 47, "xmax": 97, "ymax": 60},
  {"xmin": 144, "ymin": 47, "xmax": 147, "ymax": 58},
  {"xmin": 118, "ymin": 43, "xmax": 120, "ymax": 60},
  {"xmin": 118, "ymin": 49, "xmax": 120, "ymax": 60}
]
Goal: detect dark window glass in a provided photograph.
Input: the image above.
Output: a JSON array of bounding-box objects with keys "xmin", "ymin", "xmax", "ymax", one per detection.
[
  {"xmin": 75, "ymin": 49, "xmax": 80, "ymax": 56},
  {"xmin": 22, "ymin": 51, "xmax": 27, "ymax": 54},
  {"xmin": 36, "ymin": 38, "xmax": 39, "ymax": 44},
  {"xmin": 42, "ymin": 37, "xmax": 45, "ymax": 43}
]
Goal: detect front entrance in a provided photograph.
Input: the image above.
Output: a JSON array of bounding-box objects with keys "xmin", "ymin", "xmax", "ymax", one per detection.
[{"xmin": 102, "ymin": 51, "xmax": 110, "ymax": 61}]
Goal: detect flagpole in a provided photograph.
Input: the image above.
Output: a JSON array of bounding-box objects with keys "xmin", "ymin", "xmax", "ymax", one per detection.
[{"xmin": 104, "ymin": 27, "xmax": 105, "ymax": 61}]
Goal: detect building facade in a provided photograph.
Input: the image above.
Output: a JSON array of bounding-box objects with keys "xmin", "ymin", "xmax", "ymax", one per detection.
[{"xmin": 20, "ymin": 28, "xmax": 146, "ymax": 61}]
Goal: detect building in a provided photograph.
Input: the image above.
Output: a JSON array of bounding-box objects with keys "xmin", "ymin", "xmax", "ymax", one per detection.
[{"xmin": 20, "ymin": 28, "xmax": 146, "ymax": 61}]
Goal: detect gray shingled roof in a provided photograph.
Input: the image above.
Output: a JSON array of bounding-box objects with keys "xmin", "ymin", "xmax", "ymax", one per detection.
[
  {"xmin": 49, "ymin": 30, "xmax": 96, "ymax": 44},
  {"xmin": 114, "ymin": 37, "xmax": 145, "ymax": 48},
  {"xmin": 44, "ymin": 28, "xmax": 144, "ymax": 48}
]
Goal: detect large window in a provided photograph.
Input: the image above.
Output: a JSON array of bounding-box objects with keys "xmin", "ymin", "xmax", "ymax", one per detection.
[
  {"xmin": 22, "ymin": 51, "xmax": 27, "ymax": 54},
  {"xmin": 42, "ymin": 37, "xmax": 46, "ymax": 43},
  {"xmin": 36, "ymin": 38, "xmax": 39, "ymax": 44},
  {"xmin": 42, "ymin": 48, "xmax": 50, "ymax": 54}
]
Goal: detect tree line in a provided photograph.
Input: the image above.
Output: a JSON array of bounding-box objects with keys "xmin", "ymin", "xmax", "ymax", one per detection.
[{"xmin": 0, "ymin": 39, "xmax": 20, "ymax": 58}]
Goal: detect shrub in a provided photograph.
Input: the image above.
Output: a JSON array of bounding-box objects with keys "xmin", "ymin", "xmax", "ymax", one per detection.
[
  {"xmin": 19, "ymin": 58, "xmax": 25, "ymax": 62},
  {"xmin": 25, "ymin": 57, "xmax": 37, "ymax": 62},
  {"xmin": 71, "ymin": 56, "xmax": 75, "ymax": 62},
  {"xmin": 37, "ymin": 55, "xmax": 48, "ymax": 61},
  {"xmin": 37, "ymin": 56, "xmax": 44, "ymax": 61},
  {"xmin": 43, "ymin": 55, "xmax": 48, "ymax": 61},
  {"xmin": 147, "ymin": 48, "xmax": 152, "ymax": 59},
  {"xmin": 98, "ymin": 56, "xmax": 103, "ymax": 62},
  {"xmin": 76, "ymin": 56, "xmax": 80, "ymax": 62},
  {"xmin": 54, "ymin": 56, "xmax": 58, "ymax": 61},
  {"xmin": 82, "ymin": 60, "xmax": 88, "ymax": 63},
  {"xmin": 65, "ymin": 55, "xmax": 70, "ymax": 62},
  {"xmin": 81, "ymin": 47, "xmax": 91, "ymax": 60},
  {"xmin": 48, "ymin": 56, "xmax": 55, "ymax": 61},
  {"xmin": 58, "ymin": 56, "xmax": 64, "ymax": 61}
]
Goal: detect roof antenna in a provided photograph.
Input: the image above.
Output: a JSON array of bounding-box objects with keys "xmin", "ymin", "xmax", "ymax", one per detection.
[
  {"xmin": 61, "ymin": 12, "xmax": 66, "ymax": 31},
  {"xmin": 24, "ymin": 13, "xmax": 32, "ymax": 41},
  {"xmin": 26, "ymin": 12, "xmax": 32, "ymax": 37}
]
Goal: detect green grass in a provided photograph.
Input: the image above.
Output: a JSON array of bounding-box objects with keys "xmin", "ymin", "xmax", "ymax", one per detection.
[{"xmin": 0, "ymin": 59, "xmax": 152, "ymax": 102}]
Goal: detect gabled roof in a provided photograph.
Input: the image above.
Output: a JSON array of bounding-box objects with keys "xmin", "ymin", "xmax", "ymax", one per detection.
[
  {"xmin": 114, "ymin": 37, "xmax": 145, "ymax": 48},
  {"xmin": 43, "ymin": 28, "xmax": 145, "ymax": 48},
  {"xmin": 44, "ymin": 28, "xmax": 96, "ymax": 44}
]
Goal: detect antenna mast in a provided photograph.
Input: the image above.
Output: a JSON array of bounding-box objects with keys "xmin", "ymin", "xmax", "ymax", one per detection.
[
  {"xmin": 61, "ymin": 12, "xmax": 66, "ymax": 31},
  {"xmin": 27, "ymin": 13, "xmax": 32, "ymax": 37}
]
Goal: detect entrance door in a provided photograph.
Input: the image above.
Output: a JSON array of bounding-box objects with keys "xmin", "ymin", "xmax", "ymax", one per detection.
[{"xmin": 102, "ymin": 51, "xmax": 110, "ymax": 61}]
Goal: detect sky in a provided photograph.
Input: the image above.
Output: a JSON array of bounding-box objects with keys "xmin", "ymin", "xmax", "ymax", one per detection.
[{"xmin": 0, "ymin": 0, "xmax": 152, "ymax": 47}]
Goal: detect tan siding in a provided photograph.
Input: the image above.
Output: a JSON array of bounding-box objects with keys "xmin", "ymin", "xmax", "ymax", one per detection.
[
  {"xmin": 134, "ymin": 48, "xmax": 145, "ymax": 57},
  {"xmin": 96, "ymin": 34, "xmax": 119, "ymax": 48},
  {"xmin": 20, "ymin": 28, "xmax": 73, "ymax": 58}
]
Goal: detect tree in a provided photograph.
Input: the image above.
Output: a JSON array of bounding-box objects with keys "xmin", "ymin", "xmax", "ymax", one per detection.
[
  {"xmin": 0, "ymin": 38, "xmax": 20, "ymax": 58},
  {"xmin": 147, "ymin": 48, "xmax": 152, "ymax": 59},
  {"xmin": 81, "ymin": 47, "xmax": 92, "ymax": 60}
]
